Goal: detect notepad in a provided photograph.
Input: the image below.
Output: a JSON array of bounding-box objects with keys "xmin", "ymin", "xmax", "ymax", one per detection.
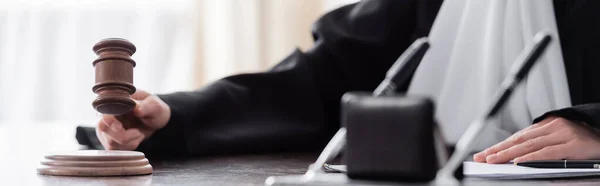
[{"xmin": 464, "ymin": 161, "xmax": 600, "ymax": 179}]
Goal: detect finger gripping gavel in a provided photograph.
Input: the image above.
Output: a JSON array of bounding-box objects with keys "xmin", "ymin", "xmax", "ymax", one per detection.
[{"xmin": 92, "ymin": 38, "xmax": 140, "ymax": 129}]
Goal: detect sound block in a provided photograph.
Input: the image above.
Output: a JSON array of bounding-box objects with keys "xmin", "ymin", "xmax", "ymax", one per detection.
[{"xmin": 37, "ymin": 150, "xmax": 153, "ymax": 176}]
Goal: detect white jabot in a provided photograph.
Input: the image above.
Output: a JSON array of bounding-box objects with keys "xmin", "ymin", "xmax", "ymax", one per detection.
[{"xmin": 407, "ymin": 0, "xmax": 572, "ymax": 149}]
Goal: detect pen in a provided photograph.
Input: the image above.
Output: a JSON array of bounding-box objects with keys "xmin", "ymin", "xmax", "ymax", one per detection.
[
  {"xmin": 436, "ymin": 30, "xmax": 553, "ymax": 180},
  {"xmin": 517, "ymin": 160, "xmax": 600, "ymax": 169},
  {"xmin": 304, "ymin": 38, "xmax": 430, "ymax": 179},
  {"xmin": 373, "ymin": 38, "xmax": 430, "ymax": 96}
]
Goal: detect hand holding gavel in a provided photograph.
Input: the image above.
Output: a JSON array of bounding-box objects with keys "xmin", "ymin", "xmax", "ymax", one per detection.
[{"xmin": 92, "ymin": 38, "xmax": 171, "ymax": 150}]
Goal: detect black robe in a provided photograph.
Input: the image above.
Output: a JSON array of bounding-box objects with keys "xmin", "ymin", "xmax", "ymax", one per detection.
[
  {"xmin": 136, "ymin": 0, "xmax": 600, "ymax": 156},
  {"xmin": 534, "ymin": 0, "xmax": 600, "ymax": 124}
]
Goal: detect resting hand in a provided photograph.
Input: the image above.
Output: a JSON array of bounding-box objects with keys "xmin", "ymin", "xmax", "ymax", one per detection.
[
  {"xmin": 96, "ymin": 90, "xmax": 171, "ymax": 150},
  {"xmin": 473, "ymin": 117, "xmax": 600, "ymax": 164}
]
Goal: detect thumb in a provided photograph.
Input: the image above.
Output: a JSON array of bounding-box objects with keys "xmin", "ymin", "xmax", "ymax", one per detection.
[
  {"xmin": 131, "ymin": 90, "xmax": 151, "ymax": 100},
  {"xmin": 132, "ymin": 96, "xmax": 162, "ymax": 120}
]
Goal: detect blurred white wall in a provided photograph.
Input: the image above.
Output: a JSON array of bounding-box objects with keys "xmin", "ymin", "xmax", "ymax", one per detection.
[
  {"xmin": 196, "ymin": 0, "xmax": 359, "ymax": 85},
  {"xmin": 0, "ymin": 0, "xmax": 358, "ymax": 124},
  {"xmin": 0, "ymin": 0, "xmax": 198, "ymax": 124}
]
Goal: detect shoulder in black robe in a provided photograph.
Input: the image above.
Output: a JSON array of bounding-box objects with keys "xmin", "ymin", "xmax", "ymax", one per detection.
[
  {"xmin": 137, "ymin": 0, "xmax": 600, "ymax": 156},
  {"xmin": 138, "ymin": 0, "xmax": 443, "ymax": 156}
]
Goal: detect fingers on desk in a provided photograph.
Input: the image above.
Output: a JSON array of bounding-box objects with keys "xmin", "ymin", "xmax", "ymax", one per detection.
[
  {"xmin": 474, "ymin": 117, "xmax": 561, "ymax": 163},
  {"xmin": 489, "ymin": 133, "xmax": 564, "ymax": 164},
  {"xmin": 513, "ymin": 145, "xmax": 566, "ymax": 163}
]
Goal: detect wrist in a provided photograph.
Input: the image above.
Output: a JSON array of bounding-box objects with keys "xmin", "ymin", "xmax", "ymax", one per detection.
[{"xmin": 136, "ymin": 96, "xmax": 186, "ymax": 155}]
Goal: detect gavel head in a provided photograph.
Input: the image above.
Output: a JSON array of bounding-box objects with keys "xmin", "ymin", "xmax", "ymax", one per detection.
[{"xmin": 92, "ymin": 38, "xmax": 137, "ymax": 115}]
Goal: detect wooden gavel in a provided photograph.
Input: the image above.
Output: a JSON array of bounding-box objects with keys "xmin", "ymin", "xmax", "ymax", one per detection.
[{"xmin": 92, "ymin": 38, "xmax": 142, "ymax": 129}]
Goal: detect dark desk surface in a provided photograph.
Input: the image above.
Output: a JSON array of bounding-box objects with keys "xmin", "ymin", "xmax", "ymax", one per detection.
[
  {"xmin": 37, "ymin": 154, "xmax": 313, "ymax": 186},
  {"xmin": 0, "ymin": 122, "xmax": 313, "ymax": 186},
  {"xmin": 3, "ymin": 122, "xmax": 600, "ymax": 186}
]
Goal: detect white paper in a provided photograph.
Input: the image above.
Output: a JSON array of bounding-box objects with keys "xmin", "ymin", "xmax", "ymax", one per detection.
[{"xmin": 464, "ymin": 161, "xmax": 600, "ymax": 179}]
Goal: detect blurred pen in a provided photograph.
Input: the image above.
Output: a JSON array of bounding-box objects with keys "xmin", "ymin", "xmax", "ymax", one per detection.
[
  {"xmin": 436, "ymin": 30, "xmax": 553, "ymax": 180},
  {"xmin": 304, "ymin": 38, "xmax": 430, "ymax": 180}
]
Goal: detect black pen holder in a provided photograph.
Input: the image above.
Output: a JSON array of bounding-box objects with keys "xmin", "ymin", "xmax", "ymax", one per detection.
[{"xmin": 342, "ymin": 92, "xmax": 438, "ymax": 182}]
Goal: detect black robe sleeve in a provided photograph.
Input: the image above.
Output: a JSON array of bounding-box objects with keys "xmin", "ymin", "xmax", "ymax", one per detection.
[
  {"xmin": 532, "ymin": 1, "xmax": 600, "ymax": 128},
  {"xmin": 135, "ymin": 0, "xmax": 442, "ymax": 156},
  {"xmin": 533, "ymin": 104, "xmax": 600, "ymax": 126}
]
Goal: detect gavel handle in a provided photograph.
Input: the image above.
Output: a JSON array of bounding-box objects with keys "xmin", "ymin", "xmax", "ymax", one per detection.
[{"xmin": 115, "ymin": 112, "xmax": 143, "ymax": 129}]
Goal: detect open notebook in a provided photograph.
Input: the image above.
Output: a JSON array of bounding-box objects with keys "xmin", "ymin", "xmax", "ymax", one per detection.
[{"xmin": 323, "ymin": 162, "xmax": 600, "ymax": 179}]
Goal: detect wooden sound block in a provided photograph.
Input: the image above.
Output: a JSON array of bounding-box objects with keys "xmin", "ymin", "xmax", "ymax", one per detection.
[{"xmin": 37, "ymin": 150, "xmax": 153, "ymax": 176}]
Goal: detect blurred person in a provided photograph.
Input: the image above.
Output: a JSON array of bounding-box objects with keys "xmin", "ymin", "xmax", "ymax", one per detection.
[{"xmin": 96, "ymin": 0, "xmax": 600, "ymax": 164}]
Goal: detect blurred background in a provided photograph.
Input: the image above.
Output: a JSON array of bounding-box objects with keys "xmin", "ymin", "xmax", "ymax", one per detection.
[{"xmin": 0, "ymin": 0, "xmax": 359, "ymax": 125}]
